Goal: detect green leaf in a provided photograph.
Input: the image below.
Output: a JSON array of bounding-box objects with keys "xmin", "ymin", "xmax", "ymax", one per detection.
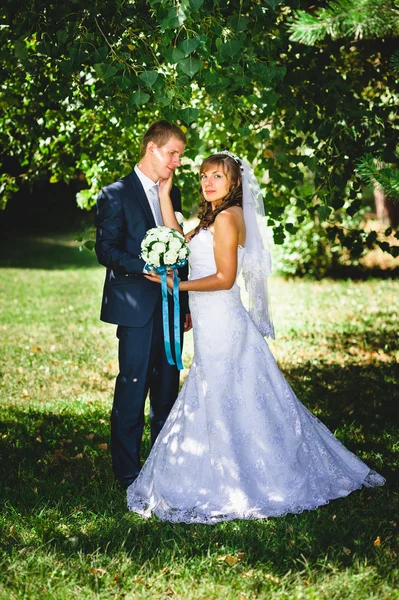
[
  {"xmin": 130, "ymin": 91, "xmax": 150, "ymax": 105},
  {"xmin": 92, "ymin": 46, "xmax": 109, "ymax": 63},
  {"xmin": 114, "ymin": 73, "xmax": 135, "ymax": 89},
  {"xmin": 14, "ymin": 40, "xmax": 28, "ymax": 61},
  {"xmin": 179, "ymin": 37, "xmax": 201, "ymax": 57},
  {"xmin": 156, "ymin": 95, "xmax": 172, "ymax": 106},
  {"xmin": 366, "ymin": 231, "xmax": 378, "ymax": 248},
  {"xmin": 178, "ymin": 107, "xmax": 199, "ymax": 124},
  {"xmin": 273, "ymin": 226, "xmax": 286, "ymax": 245},
  {"xmin": 220, "ymin": 39, "xmax": 243, "ymax": 58},
  {"xmin": 70, "ymin": 47, "xmax": 89, "ymax": 64},
  {"xmin": 285, "ymin": 222, "xmax": 299, "ymax": 234},
  {"xmin": 227, "ymin": 15, "xmax": 250, "ymax": 33},
  {"xmin": 160, "ymin": 6, "xmax": 187, "ymax": 31},
  {"xmin": 164, "ymin": 47, "xmax": 185, "ymax": 64},
  {"xmin": 189, "ymin": 0, "xmax": 203, "ymax": 9},
  {"xmin": 60, "ymin": 60, "xmax": 74, "ymax": 75},
  {"xmin": 316, "ymin": 204, "xmax": 331, "ymax": 220},
  {"xmin": 202, "ymin": 69, "xmax": 218, "ymax": 85},
  {"xmin": 56, "ymin": 30, "xmax": 68, "ymax": 44},
  {"xmin": 138, "ymin": 70, "xmax": 158, "ymax": 88},
  {"xmin": 94, "ymin": 63, "xmax": 117, "ymax": 80},
  {"xmin": 265, "ymin": 0, "xmax": 281, "ymax": 10},
  {"xmin": 261, "ymin": 90, "xmax": 280, "ymax": 110},
  {"xmin": 178, "ymin": 57, "xmax": 202, "ymax": 78},
  {"xmin": 84, "ymin": 240, "xmax": 96, "ymax": 251},
  {"xmin": 346, "ymin": 199, "xmax": 362, "ymax": 216}
]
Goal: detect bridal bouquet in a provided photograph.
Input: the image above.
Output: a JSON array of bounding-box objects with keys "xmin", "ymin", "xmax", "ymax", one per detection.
[
  {"xmin": 140, "ymin": 225, "xmax": 189, "ymax": 371},
  {"xmin": 140, "ymin": 226, "xmax": 189, "ymax": 270}
]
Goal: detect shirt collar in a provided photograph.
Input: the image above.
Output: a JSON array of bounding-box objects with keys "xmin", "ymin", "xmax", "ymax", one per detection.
[{"xmin": 134, "ymin": 165, "xmax": 159, "ymax": 194}]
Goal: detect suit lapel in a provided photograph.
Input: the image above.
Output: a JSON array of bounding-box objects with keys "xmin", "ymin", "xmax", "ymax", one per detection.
[{"xmin": 128, "ymin": 170, "xmax": 156, "ymax": 228}]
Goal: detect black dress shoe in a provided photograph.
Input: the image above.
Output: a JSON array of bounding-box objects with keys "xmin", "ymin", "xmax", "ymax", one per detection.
[{"xmin": 119, "ymin": 477, "xmax": 137, "ymax": 490}]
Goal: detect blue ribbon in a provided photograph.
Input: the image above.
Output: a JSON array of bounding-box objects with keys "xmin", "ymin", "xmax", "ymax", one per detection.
[{"xmin": 145, "ymin": 261, "xmax": 186, "ymax": 371}]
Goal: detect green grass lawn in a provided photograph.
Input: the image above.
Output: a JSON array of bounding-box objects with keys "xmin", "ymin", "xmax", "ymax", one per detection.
[{"xmin": 0, "ymin": 235, "xmax": 398, "ymax": 600}]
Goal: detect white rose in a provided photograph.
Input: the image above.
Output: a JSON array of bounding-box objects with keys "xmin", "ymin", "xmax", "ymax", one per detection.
[
  {"xmin": 141, "ymin": 249, "xmax": 149, "ymax": 261},
  {"xmin": 178, "ymin": 248, "xmax": 188, "ymax": 259},
  {"xmin": 164, "ymin": 249, "xmax": 178, "ymax": 265},
  {"xmin": 142, "ymin": 235, "xmax": 156, "ymax": 248},
  {"xmin": 157, "ymin": 228, "xmax": 172, "ymax": 242},
  {"xmin": 152, "ymin": 242, "xmax": 167, "ymax": 254},
  {"xmin": 148, "ymin": 251, "xmax": 161, "ymax": 267},
  {"xmin": 174, "ymin": 211, "xmax": 184, "ymax": 226},
  {"xmin": 169, "ymin": 237, "xmax": 183, "ymax": 251}
]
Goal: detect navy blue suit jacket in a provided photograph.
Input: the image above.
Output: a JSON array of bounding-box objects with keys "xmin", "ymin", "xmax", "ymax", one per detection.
[{"xmin": 95, "ymin": 169, "xmax": 189, "ymax": 327}]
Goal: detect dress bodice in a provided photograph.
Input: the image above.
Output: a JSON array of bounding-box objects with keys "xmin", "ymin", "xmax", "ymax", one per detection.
[{"xmin": 188, "ymin": 228, "xmax": 244, "ymax": 281}]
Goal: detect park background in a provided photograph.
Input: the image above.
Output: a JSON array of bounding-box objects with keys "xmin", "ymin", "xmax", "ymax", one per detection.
[{"xmin": 0, "ymin": 1, "xmax": 398, "ymax": 598}]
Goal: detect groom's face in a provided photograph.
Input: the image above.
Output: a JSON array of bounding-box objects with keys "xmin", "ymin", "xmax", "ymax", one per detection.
[{"xmin": 148, "ymin": 136, "xmax": 185, "ymax": 181}]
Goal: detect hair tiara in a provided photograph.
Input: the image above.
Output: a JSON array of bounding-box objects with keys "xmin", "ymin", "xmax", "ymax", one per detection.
[{"xmin": 220, "ymin": 150, "xmax": 242, "ymax": 168}]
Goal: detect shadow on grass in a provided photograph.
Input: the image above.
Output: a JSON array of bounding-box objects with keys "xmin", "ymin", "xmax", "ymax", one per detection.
[
  {"xmin": 0, "ymin": 235, "xmax": 99, "ymax": 270},
  {"xmin": 1, "ymin": 360, "xmax": 397, "ymax": 579}
]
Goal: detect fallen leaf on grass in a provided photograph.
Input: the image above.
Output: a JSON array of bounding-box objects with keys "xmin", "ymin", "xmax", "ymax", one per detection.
[
  {"xmin": 21, "ymin": 389, "xmax": 30, "ymax": 398},
  {"xmin": 242, "ymin": 569, "xmax": 254, "ymax": 578},
  {"xmin": 216, "ymin": 553, "xmax": 245, "ymax": 566},
  {"xmin": 85, "ymin": 433, "xmax": 95, "ymax": 440},
  {"xmin": 265, "ymin": 574, "xmax": 280, "ymax": 584},
  {"xmin": 53, "ymin": 449, "xmax": 66, "ymax": 463},
  {"xmin": 374, "ymin": 536, "xmax": 381, "ymax": 547},
  {"xmin": 73, "ymin": 453, "xmax": 83, "ymax": 460},
  {"xmin": 342, "ymin": 547, "xmax": 352, "ymax": 555},
  {"xmin": 90, "ymin": 568, "xmax": 106, "ymax": 577},
  {"xmin": 97, "ymin": 443, "xmax": 108, "ymax": 450},
  {"xmin": 19, "ymin": 546, "xmax": 34, "ymax": 555}
]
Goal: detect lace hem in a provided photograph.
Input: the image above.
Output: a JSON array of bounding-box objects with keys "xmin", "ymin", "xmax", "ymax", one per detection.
[{"xmin": 127, "ymin": 470, "xmax": 385, "ymax": 525}]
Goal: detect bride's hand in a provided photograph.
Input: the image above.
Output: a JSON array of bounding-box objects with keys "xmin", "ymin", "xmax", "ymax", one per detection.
[
  {"xmin": 158, "ymin": 175, "xmax": 173, "ymax": 202},
  {"xmin": 184, "ymin": 230, "xmax": 195, "ymax": 243},
  {"xmin": 145, "ymin": 272, "xmax": 174, "ymax": 289}
]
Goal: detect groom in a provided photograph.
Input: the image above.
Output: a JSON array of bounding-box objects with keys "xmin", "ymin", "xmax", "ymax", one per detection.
[{"xmin": 95, "ymin": 120, "xmax": 191, "ymax": 489}]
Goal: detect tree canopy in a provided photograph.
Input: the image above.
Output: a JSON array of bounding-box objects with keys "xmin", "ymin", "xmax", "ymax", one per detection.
[{"xmin": 1, "ymin": 0, "xmax": 398, "ymax": 255}]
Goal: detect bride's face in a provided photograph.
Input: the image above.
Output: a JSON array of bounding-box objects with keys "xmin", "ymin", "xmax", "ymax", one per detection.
[{"xmin": 200, "ymin": 166, "xmax": 230, "ymax": 204}]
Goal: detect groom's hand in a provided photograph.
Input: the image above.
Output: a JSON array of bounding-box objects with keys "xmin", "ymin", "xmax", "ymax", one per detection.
[{"xmin": 184, "ymin": 313, "xmax": 192, "ymax": 332}]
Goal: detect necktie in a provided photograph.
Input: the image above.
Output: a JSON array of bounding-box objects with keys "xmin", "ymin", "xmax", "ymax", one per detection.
[{"xmin": 148, "ymin": 185, "xmax": 163, "ymax": 226}]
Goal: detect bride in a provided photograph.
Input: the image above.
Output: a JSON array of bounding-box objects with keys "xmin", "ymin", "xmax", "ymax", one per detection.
[{"xmin": 127, "ymin": 151, "xmax": 385, "ymax": 524}]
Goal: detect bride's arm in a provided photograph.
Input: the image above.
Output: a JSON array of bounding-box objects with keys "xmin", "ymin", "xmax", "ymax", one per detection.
[
  {"xmin": 184, "ymin": 228, "xmax": 196, "ymax": 243},
  {"xmin": 158, "ymin": 176, "xmax": 183, "ymax": 234},
  {"xmin": 182, "ymin": 211, "xmax": 239, "ymax": 291}
]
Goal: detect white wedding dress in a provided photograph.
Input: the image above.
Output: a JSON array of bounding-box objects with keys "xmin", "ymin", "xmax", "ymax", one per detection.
[{"xmin": 127, "ymin": 229, "xmax": 385, "ymax": 523}]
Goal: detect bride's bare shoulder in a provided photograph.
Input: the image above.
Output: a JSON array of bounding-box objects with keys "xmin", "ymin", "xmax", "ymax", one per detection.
[{"xmin": 215, "ymin": 206, "xmax": 244, "ymax": 227}]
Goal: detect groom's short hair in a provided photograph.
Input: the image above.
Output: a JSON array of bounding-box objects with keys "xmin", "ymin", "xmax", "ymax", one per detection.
[{"xmin": 140, "ymin": 120, "xmax": 186, "ymax": 158}]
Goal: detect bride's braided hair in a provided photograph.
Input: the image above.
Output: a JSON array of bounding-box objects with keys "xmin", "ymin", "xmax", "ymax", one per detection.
[{"xmin": 193, "ymin": 154, "xmax": 243, "ymax": 236}]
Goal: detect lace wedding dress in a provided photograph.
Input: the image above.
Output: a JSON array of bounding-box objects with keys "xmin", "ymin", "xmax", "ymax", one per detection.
[{"xmin": 127, "ymin": 229, "xmax": 385, "ymax": 523}]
